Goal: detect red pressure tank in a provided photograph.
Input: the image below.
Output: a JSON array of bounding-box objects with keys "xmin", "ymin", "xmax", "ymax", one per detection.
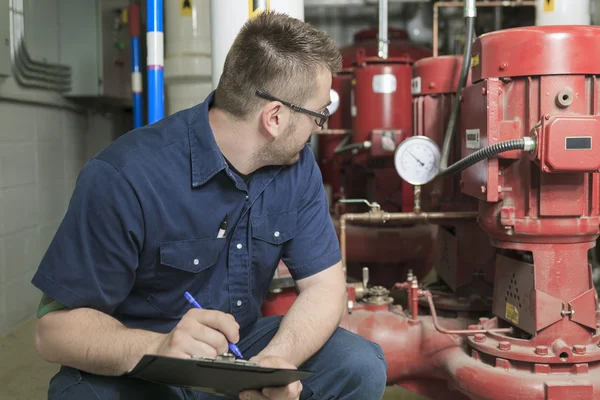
[
  {"xmin": 318, "ymin": 68, "xmax": 352, "ymax": 207},
  {"xmin": 411, "ymin": 56, "xmax": 496, "ymax": 310},
  {"xmin": 340, "ymin": 28, "xmax": 432, "ymax": 68},
  {"xmin": 455, "ymin": 25, "xmax": 600, "ymax": 398},
  {"xmin": 352, "ymin": 49, "xmax": 413, "ymax": 155}
]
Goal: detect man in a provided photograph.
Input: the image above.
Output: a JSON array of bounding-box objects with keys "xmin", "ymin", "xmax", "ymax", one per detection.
[{"xmin": 32, "ymin": 11, "xmax": 387, "ymax": 400}]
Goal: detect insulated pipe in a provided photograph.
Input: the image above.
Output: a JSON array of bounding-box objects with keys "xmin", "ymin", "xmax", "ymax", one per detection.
[
  {"xmin": 209, "ymin": 0, "xmax": 305, "ymax": 90},
  {"xmin": 378, "ymin": 0, "xmax": 389, "ymax": 59},
  {"xmin": 535, "ymin": 0, "xmax": 590, "ymax": 25},
  {"xmin": 129, "ymin": 3, "xmax": 143, "ymax": 128},
  {"xmin": 147, "ymin": 0, "xmax": 164, "ymax": 124}
]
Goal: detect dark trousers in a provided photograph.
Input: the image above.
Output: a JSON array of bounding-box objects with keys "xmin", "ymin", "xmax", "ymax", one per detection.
[{"xmin": 48, "ymin": 316, "xmax": 388, "ymax": 400}]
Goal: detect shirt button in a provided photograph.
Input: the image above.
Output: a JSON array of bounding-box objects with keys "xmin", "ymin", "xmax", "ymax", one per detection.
[
  {"xmin": 193, "ymin": 259, "xmax": 199, "ymax": 265},
  {"xmin": 236, "ymin": 300, "xmax": 242, "ymax": 306},
  {"xmin": 274, "ymin": 231, "xmax": 280, "ymax": 238},
  {"xmin": 245, "ymin": 195, "xmax": 249, "ymax": 200},
  {"xmin": 236, "ymin": 243, "xmax": 243, "ymax": 249}
]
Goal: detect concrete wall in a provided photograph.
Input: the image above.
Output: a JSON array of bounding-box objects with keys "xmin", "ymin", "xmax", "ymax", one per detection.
[{"xmin": 0, "ymin": 1, "xmax": 130, "ymax": 336}]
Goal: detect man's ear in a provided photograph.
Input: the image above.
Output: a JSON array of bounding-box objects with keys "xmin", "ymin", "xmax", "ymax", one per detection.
[{"xmin": 260, "ymin": 102, "xmax": 289, "ymax": 142}]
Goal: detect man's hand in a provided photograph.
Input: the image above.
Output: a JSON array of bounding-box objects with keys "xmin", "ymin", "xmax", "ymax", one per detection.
[
  {"xmin": 154, "ymin": 309, "xmax": 240, "ymax": 359},
  {"xmin": 239, "ymin": 356, "xmax": 302, "ymax": 400}
]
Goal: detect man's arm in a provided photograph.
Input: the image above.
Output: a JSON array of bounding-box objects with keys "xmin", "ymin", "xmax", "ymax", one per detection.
[
  {"xmin": 252, "ymin": 261, "xmax": 346, "ymax": 367},
  {"xmin": 35, "ymin": 306, "xmax": 240, "ymax": 376},
  {"xmin": 36, "ymin": 307, "xmax": 162, "ymax": 376},
  {"xmin": 32, "ymin": 159, "xmax": 240, "ymax": 376}
]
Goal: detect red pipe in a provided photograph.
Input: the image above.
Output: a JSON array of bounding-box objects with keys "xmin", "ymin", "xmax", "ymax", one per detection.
[{"xmin": 342, "ymin": 308, "xmax": 600, "ymax": 399}]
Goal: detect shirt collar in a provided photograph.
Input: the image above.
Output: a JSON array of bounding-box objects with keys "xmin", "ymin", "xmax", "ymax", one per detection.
[{"xmin": 188, "ymin": 91, "xmax": 227, "ymax": 187}]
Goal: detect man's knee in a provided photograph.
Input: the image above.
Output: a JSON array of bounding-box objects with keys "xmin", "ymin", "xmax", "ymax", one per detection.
[
  {"xmin": 311, "ymin": 328, "xmax": 387, "ymax": 399},
  {"xmin": 340, "ymin": 330, "xmax": 388, "ymax": 396},
  {"xmin": 48, "ymin": 366, "xmax": 192, "ymax": 400}
]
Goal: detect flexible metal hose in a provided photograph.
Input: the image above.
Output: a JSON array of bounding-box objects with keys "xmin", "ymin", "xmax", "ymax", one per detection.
[{"xmin": 440, "ymin": 139, "xmax": 528, "ymax": 177}]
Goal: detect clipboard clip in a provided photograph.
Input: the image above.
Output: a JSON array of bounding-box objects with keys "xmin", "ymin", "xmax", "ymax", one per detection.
[{"xmin": 191, "ymin": 353, "xmax": 260, "ymax": 367}]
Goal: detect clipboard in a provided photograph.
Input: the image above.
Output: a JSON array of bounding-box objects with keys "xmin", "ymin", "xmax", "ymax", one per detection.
[{"xmin": 126, "ymin": 354, "xmax": 315, "ymax": 397}]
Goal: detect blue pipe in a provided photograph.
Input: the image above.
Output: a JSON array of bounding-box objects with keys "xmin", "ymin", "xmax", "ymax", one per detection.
[
  {"xmin": 131, "ymin": 36, "xmax": 143, "ymax": 128},
  {"xmin": 146, "ymin": 0, "xmax": 164, "ymax": 124},
  {"xmin": 128, "ymin": 3, "xmax": 143, "ymax": 128}
]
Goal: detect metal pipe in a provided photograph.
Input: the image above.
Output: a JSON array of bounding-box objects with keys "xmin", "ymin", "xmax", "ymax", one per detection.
[
  {"xmin": 378, "ymin": 0, "xmax": 389, "ymax": 59},
  {"xmin": 313, "ymin": 129, "xmax": 352, "ymax": 135},
  {"xmin": 147, "ymin": 0, "xmax": 165, "ymax": 124},
  {"xmin": 432, "ymin": 1, "xmax": 536, "ymax": 57},
  {"xmin": 129, "ymin": 3, "xmax": 143, "ymax": 128},
  {"xmin": 423, "ymin": 291, "xmax": 513, "ymax": 335},
  {"xmin": 8, "ymin": 0, "xmax": 71, "ymax": 91},
  {"xmin": 339, "ymin": 210, "xmax": 478, "ymax": 270},
  {"xmin": 413, "ymin": 185, "xmax": 421, "ymax": 213}
]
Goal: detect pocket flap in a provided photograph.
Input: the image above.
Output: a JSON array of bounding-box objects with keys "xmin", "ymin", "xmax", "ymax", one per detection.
[
  {"xmin": 251, "ymin": 210, "xmax": 298, "ymax": 245},
  {"xmin": 159, "ymin": 238, "xmax": 226, "ymax": 273}
]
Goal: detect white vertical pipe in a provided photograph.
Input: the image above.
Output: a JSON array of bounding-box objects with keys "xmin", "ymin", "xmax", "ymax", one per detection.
[
  {"xmin": 378, "ymin": 0, "xmax": 388, "ymax": 59},
  {"xmin": 164, "ymin": 0, "xmax": 212, "ymax": 115},
  {"xmin": 535, "ymin": 0, "xmax": 590, "ymax": 25},
  {"xmin": 209, "ymin": 0, "xmax": 305, "ymax": 90}
]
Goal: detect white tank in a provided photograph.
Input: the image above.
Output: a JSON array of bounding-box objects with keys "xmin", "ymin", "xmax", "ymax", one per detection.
[
  {"xmin": 209, "ymin": 0, "xmax": 305, "ymax": 90},
  {"xmin": 535, "ymin": 0, "xmax": 591, "ymax": 25},
  {"xmin": 164, "ymin": 0, "xmax": 213, "ymax": 115}
]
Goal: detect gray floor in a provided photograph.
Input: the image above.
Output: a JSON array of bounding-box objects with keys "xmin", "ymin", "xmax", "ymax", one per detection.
[{"xmin": 0, "ymin": 316, "xmax": 428, "ymax": 400}]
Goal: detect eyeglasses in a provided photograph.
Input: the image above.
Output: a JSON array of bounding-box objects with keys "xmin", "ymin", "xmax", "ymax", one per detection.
[{"xmin": 256, "ymin": 89, "xmax": 329, "ymax": 128}]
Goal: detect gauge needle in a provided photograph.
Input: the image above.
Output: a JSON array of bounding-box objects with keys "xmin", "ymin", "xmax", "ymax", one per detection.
[{"xmin": 408, "ymin": 151, "xmax": 425, "ymax": 166}]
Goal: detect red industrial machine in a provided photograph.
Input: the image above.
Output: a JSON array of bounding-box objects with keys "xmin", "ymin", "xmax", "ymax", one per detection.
[
  {"xmin": 345, "ymin": 23, "xmax": 600, "ymax": 400},
  {"xmin": 268, "ymin": 15, "xmax": 600, "ymax": 400}
]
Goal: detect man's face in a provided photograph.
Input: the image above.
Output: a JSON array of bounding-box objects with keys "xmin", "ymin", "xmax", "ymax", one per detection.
[{"xmin": 268, "ymin": 70, "xmax": 332, "ymax": 166}]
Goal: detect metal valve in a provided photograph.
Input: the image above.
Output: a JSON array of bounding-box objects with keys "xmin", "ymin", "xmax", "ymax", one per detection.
[{"xmin": 338, "ymin": 198, "xmax": 381, "ymax": 212}]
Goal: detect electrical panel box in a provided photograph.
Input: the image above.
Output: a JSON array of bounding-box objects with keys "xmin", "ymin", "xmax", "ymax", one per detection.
[
  {"xmin": 58, "ymin": 0, "xmax": 133, "ymax": 105},
  {"xmin": 0, "ymin": 0, "xmax": 10, "ymax": 77}
]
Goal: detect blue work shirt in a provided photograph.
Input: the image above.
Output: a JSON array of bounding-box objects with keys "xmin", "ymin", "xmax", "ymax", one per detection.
[{"xmin": 31, "ymin": 92, "xmax": 341, "ymax": 334}]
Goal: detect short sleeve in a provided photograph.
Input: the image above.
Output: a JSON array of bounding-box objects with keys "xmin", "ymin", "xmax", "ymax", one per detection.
[
  {"xmin": 31, "ymin": 159, "xmax": 144, "ymax": 315},
  {"xmin": 281, "ymin": 151, "xmax": 341, "ymax": 280}
]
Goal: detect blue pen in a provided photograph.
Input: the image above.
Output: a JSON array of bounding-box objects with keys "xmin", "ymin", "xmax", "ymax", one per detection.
[{"xmin": 184, "ymin": 291, "xmax": 244, "ymax": 359}]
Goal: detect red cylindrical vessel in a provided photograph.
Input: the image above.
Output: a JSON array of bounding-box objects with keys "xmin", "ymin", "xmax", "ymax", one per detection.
[
  {"xmin": 318, "ymin": 69, "xmax": 352, "ymax": 204},
  {"xmin": 340, "ymin": 28, "xmax": 432, "ymax": 69},
  {"xmin": 328, "ymin": 68, "xmax": 353, "ymax": 130},
  {"xmin": 352, "ymin": 49, "xmax": 413, "ymax": 152},
  {"xmin": 458, "ymin": 25, "xmax": 600, "ymax": 397}
]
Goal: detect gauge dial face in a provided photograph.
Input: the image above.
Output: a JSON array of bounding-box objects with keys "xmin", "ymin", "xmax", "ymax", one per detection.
[{"xmin": 394, "ymin": 136, "xmax": 441, "ymax": 185}]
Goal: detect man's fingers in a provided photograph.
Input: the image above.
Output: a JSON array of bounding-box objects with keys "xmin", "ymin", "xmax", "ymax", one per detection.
[
  {"xmin": 239, "ymin": 390, "xmax": 269, "ymax": 400},
  {"xmin": 181, "ymin": 337, "xmax": 219, "ymax": 359},
  {"xmin": 185, "ymin": 323, "xmax": 230, "ymax": 355},
  {"xmin": 262, "ymin": 382, "xmax": 302, "ymax": 400},
  {"xmin": 189, "ymin": 309, "xmax": 240, "ymax": 343}
]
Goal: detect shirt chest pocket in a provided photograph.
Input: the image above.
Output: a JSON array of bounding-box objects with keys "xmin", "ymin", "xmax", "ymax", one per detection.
[
  {"xmin": 250, "ymin": 210, "xmax": 298, "ymax": 289},
  {"xmin": 148, "ymin": 238, "xmax": 226, "ymax": 318}
]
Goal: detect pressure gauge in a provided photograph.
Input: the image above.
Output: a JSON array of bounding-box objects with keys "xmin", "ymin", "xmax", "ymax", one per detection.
[{"xmin": 393, "ymin": 136, "xmax": 441, "ymax": 185}]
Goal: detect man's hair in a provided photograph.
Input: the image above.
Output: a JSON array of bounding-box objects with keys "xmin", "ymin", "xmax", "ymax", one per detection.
[{"xmin": 213, "ymin": 11, "xmax": 342, "ymax": 120}]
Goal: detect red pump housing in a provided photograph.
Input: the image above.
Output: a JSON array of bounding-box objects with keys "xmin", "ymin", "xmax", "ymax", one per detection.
[{"xmin": 456, "ymin": 25, "xmax": 600, "ymax": 398}]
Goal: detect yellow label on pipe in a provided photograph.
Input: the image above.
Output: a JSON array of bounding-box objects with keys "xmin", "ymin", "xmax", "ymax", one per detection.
[
  {"xmin": 181, "ymin": 0, "xmax": 193, "ymax": 17},
  {"xmin": 249, "ymin": 0, "xmax": 270, "ymax": 19},
  {"xmin": 544, "ymin": 0, "xmax": 554, "ymax": 12},
  {"xmin": 471, "ymin": 54, "xmax": 480, "ymax": 68},
  {"xmin": 505, "ymin": 302, "xmax": 519, "ymax": 325}
]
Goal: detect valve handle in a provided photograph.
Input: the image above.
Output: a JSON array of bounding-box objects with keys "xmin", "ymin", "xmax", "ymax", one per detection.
[
  {"xmin": 362, "ymin": 267, "xmax": 369, "ymax": 290},
  {"xmin": 338, "ymin": 198, "xmax": 381, "ymax": 211}
]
